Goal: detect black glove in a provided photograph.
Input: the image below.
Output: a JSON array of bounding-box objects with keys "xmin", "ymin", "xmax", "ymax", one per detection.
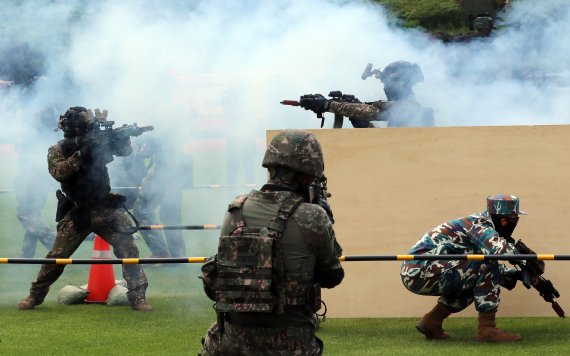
[
  {"xmin": 500, "ymin": 270, "xmax": 521, "ymax": 291},
  {"xmin": 76, "ymin": 137, "xmax": 99, "ymax": 162},
  {"xmin": 299, "ymin": 94, "xmax": 329, "ymax": 113},
  {"xmin": 78, "ymin": 140, "xmax": 94, "ymax": 159}
]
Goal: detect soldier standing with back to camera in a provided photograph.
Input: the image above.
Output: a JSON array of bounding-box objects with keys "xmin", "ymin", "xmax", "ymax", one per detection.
[
  {"xmin": 18, "ymin": 107, "xmax": 152, "ymax": 311},
  {"xmin": 199, "ymin": 129, "xmax": 344, "ymax": 355}
]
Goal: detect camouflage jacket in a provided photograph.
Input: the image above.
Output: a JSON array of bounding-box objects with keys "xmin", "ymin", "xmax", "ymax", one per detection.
[
  {"xmin": 328, "ymin": 100, "xmax": 388, "ymax": 122},
  {"xmin": 48, "ymin": 138, "xmax": 132, "ymax": 204},
  {"xmin": 329, "ymin": 98, "xmax": 434, "ymax": 127},
  {"xmin": 408, "ymin": 211, "xmax": 517, "ymax": 256},
  {"xmin": 220, "ymin": 189, "xmax": 343, "ymax": 328}
]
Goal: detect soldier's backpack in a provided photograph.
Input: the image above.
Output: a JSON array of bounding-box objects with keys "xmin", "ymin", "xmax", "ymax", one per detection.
[{"xmin": 213, "ymin": 195, "xmax": 303, "ymax": 314}]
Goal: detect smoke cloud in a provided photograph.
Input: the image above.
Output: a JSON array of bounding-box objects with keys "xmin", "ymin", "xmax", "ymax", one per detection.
[
  {"xmin": 1, "ymin": 0, "xmax": 569, "ymax": 299},
  {"xmin": 2, "ymin": 0, "xmax": 569, "ymax": 143}
]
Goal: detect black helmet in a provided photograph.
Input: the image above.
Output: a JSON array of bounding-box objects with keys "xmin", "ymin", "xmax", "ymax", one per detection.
[
  {"xmin": 379, "ymin": 61, "xmax": 424, "ymax": 87},
  {"xmin": 57, "ymin": 107, "xmax": 95, "ymax": 137},
  {"xmin": 379, "ymin": 61, "xmax": 424, "ymax": 100}
]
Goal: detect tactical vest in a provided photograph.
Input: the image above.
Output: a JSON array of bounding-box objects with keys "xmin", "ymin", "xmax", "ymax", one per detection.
[
  {"xmin": 214, "ymin": 195, "xmax": 310, "ymax": 314},
  {"xmin": 58, "ymin": 139, "xmax": 112, "ymax": 205}
]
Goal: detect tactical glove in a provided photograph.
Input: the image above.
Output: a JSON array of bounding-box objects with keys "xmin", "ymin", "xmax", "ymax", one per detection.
[
  {"xmin": 500, "ymin": 269, "xmax": 521, "ymax": 290},
  {"xmin": 76, "ymin": 137, "xmax": 98, "ymax": 162},
  {"xmin": 300, "ymin": 94, "xmax": 330, "ymax": 113},
  {"xmin": 78, "ymin": 141, "xmax": 94, "ymax": 159}
]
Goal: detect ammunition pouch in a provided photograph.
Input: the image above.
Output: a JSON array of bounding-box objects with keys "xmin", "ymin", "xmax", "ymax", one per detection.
[
  {"xmin": 55, "ymin": 190, "xmax": 73, "ymax": 222},
  {"xmin": 213, "ymin": 195, "xmax": 303, "ymax": 314},
  {"xmin": 200, "ymin": 255, "xmax": 218, "ymax": 301},
  {"xmin": 282, "ymin": 273, "xmax": 319, "ymax": 312},
  {"xmin": 307, "ymin": 283, "xmax": 322, "ymax": 313},
  {"xmin": 216, "ymin": 230, "xmax": 277, "ymax": 313}
]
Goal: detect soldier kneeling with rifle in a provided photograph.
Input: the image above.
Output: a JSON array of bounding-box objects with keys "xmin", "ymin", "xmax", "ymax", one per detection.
[{"xmin": 401, "ymin": 194, "xmax": 564, "ymax": 343}]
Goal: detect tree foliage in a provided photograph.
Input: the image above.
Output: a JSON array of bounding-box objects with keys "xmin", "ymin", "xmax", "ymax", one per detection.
[{"xmin": 373, "ymin": 0, "xmax": 468, "ymax": 32}]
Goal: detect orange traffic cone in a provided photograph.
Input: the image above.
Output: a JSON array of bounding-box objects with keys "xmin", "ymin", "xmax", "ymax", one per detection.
[{"xmin": 85, "ymin": 235, "xmax": 116, "ymax": 303}]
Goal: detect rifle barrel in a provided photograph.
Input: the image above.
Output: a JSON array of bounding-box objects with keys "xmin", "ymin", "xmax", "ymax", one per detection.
[
  {"xmin": 137, "ymin": 224, "xmax": 220, "ymax": 230},
  {"xmin": 280, "ymin": 100, "xmax": 300, "ymax": 106},
  {"xmin": 552, "ymin": 302, "xmax": 566, "ymax": 318}
]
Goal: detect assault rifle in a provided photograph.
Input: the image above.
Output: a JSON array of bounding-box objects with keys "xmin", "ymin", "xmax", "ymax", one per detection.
[
  {"xmin": 62, "ymin": 109, "xmax": 154, "ymax": 161},
  {"xmin": 281, "ymin": 90, "xmax": 361, "ymax": 128},
  {"xmin": 512, "ymin": 239, "xmax": 565, "ymax": 318},
  {"xmin": 86, "ymin": 108, "xmax": 154, "ymax": 143},
  {"xmin": 309, "ymin": 175, "xmax": 334, "ymax": 224}
]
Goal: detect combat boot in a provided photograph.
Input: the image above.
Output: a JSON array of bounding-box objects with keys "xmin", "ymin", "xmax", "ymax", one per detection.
[
  {"xmin": 131, "ymin": 299, "xmax": 153, "ymax": 311},
  {"xmin": 128, "ymin": 292, "xmax": 153, "ymax": 311},
  {"xmin": 17, "ymin": 294, "xmax": 44, "ymax": 310},
  {"xmin": 416, "ymin": 303, "xmax": 452, "ymax": 340},
  {"xmin": 476, "ymin": 311, "xmax": 521, "ymax": 343}
]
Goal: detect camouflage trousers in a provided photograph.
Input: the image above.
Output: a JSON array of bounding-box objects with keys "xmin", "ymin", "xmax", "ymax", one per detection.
[
  {"xmin": 400, "ymin": 259, "xmax": 502, "ymax": 313},
  {"xmin": 28, "ymin": 206, "xmax": 148, "ymax": 303},
  {"xmin": 16, "ymin": 205, "xmax": 56, "ymax": 258},
  {"xmin": 199, "ymin": 321, "xmax": 323, "ymax": 356}
]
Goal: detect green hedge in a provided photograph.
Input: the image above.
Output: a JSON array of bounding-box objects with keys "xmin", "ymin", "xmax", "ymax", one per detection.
[{"xmin": 373, "ymin": 0, "xmax": 468, "ymax": 32}]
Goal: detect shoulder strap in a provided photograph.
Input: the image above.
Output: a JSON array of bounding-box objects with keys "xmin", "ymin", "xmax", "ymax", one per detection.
[
  {"xmin": 227, "ymin": 195, "xmax": 248, "ymax": 235},
  {"xmin": 269, "ymin": 196, "xmax": 304, "ymax": 314},
  {"xmin": 267, "ymin": 196, "xmax": 304, "ymax": 233}
]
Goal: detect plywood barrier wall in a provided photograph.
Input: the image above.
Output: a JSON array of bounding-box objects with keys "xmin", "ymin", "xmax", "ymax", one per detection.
[{"xmin": 267, "ymin": 126, "xmax": 570, "ymax": 318}]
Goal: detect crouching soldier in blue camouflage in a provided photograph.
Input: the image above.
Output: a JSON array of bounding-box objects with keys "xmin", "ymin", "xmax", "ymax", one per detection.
[
  {"xmin": 199, "ymin": 129, "xmax": 344, "ymax": 355},
  {"xmin": 401, "ymin": 194, "xmax": 527, "ymax": 343},
  {"xmin": 18, "ymin": 107, "xmax": 152, "ymax": 311}
]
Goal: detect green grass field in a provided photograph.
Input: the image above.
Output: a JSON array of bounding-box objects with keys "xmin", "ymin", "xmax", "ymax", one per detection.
[{"xmin": 2, "ymin": 153, "xmax": 570, "ymax": 355}]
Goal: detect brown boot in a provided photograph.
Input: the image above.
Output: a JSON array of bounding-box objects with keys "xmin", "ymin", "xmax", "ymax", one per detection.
[
  {"xmin": 17, "ymin": 294, "xmax": 43, "ymax": 310},
  {"xmin": 131, "ymin": 300, "xmax": 153, "ymax": 311},
  {"xmin": 476, "ymin": 311, "xmax": 521, "ymax": 342},
  {"xmin": 416, "ymin": 303, "xmax": 452, "ymax": 340},
  {"xmin": 129, "ymin": 294, "xmax": 153, "ymax": 311}
]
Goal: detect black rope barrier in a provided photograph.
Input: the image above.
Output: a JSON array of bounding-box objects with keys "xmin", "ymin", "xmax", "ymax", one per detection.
[{"xmin": 2, "ymin": 254, "xmax": 570, "ymax": 265}]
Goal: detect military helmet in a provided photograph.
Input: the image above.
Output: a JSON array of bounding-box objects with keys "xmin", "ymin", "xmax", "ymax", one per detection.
[
  {"xmin": 57, "ymin": 106, "xmax": 94, "ymax": 137},
  {"xmin": 262, "ymin": 129, "xmax": 324, "ymax": 178},
  {"xmin": 379, "ymin": 61, "xmax": 424, "ymax": 86},
  {"xmin": 486, "ymin": 194, "xmax": 528, "ymax": 215}
]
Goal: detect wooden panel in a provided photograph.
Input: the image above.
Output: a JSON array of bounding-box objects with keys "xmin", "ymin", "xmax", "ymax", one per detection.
[{"xmin": 268, "ymin": 126, "xmax": 570, "ymax": 317}]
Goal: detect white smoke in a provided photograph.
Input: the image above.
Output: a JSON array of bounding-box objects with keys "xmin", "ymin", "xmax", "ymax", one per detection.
[
  {"xmin": 1, "ymin": 0, "xmax": 569, "ymax": 306},
  {"xmin": 0, "ymin": 0, "xmax": 568, "ymax": 248}
]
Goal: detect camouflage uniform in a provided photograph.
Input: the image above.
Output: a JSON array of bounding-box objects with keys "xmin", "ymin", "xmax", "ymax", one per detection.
[
  {"xmin": 132, "ymin": 137, "xmax": 188, "ymax": 258},
  {"xmin": 404, "ymin": 194, "xmax": 526, "ymax": 342},
  {"xmin": 13, "ymin": 152, "xmax": 55, "ymax": 258},
  {"xmin": 330, "ymin": 61, "xmax": 434, "ymax": 128},
  {"xmin": 401, "ymin": 210, "xmax": 518, "ymax": 312},
  {"xmin": 200, "ymin": 129, "xmax": 344, "ymax": 355},
  {"xmin": 330, "ymin": 99, "xmax": 434, "ymax": 128},
  {"xmin": 19, "ymin": 108, "xmax": 149, "ymax": 310}
]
